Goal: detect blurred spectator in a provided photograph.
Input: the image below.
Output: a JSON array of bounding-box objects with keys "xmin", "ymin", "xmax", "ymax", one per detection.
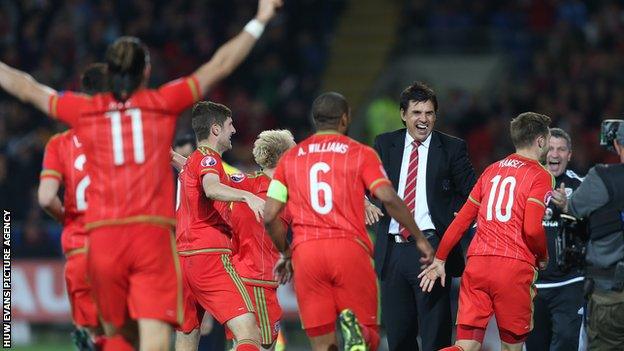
[{"xmin": 393, "ymin": 0, "xmax": 621, "ymax": 174}]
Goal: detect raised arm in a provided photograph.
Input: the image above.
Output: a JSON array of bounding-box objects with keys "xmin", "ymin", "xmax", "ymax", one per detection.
[
  {"xmin": 193, "ymin": 0, "xmax": 282, "ymax": 95},
  {"xmin": 0, "ymin": 61, "xmax": 56, "ymax": 114}
]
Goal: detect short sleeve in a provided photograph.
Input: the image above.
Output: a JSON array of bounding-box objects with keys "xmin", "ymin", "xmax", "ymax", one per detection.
[
  {"xmin": 40, "ymin": 135, "xmax": 64, "ymax": 181},
  {"xmin": 360, "ymin": 147, "xmax": 391, "ymax": 193},
  {"xmin": 49, "ymin": 92, "xmax": 90, "ymax": 127},
  {"xmin": 267, "ymin": 158, "xmax": 288, "ymax": 203},
  {"xmin": 468, "ymin": 174, "xmax": 484, "ymax": 206},
  {"xmin": 528, "ymin": 171, "xmax": 555, "ymax": 208},
  {"xmin": 197, "ymin": 153, "xmax": 224, "ymax": 180},
  {"xmin": 157, "ymin": 76, "xmax": 201, "ymax": 115}
]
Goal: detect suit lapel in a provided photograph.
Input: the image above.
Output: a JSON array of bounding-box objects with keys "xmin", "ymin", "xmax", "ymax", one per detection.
[
  {"xmin": 388, "ymin": 129, "xmax": 406, "ymax": 189},
  {"xmin": 426, "ymin": 131, "xmax": 442, "ymax": 203}
]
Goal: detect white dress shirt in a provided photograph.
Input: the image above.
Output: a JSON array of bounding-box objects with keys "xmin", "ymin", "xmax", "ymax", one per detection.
[{"xmin": 388, "ymin": 131, "xmax": 436, "ymax": 234}]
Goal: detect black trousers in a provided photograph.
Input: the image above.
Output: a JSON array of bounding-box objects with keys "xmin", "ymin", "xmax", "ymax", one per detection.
[
  {"xmin": 526, "ymin": 281, "xmax": 584, "ymax": 351},
  {"xmin": 381, "ymin": 232, "xmax": 452, "ymax": 351}
]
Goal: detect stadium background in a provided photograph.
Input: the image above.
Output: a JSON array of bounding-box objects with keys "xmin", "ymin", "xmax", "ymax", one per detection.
[{"xmin": 1, "ymin": 0, "xmax": 622, "ymax": 350}]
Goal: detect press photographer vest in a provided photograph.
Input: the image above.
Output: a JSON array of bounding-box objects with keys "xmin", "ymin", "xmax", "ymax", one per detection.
[{"xmin": 586, "ymin": 164, "xmax": 624, "ymax": 290}]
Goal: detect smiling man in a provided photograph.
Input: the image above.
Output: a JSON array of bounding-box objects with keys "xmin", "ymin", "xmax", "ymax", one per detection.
[
  {"xmin": 373, "ymin": 82, "xmax": 476, "ymax": 350},
  {"xmin": 526, "ymin": 127, "xmax": 586, "ymax": 351}
]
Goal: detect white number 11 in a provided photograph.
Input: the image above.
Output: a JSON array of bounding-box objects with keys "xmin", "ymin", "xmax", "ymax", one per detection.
[{"xmin": 105, "ymin": 108, "xmax": 145, "ymax": 165}]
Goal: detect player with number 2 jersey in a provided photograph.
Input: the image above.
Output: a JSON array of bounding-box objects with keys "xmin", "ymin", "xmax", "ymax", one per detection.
[{"xmin": 40, "ymin": 130, "xmax": 97, "ymax": 328}]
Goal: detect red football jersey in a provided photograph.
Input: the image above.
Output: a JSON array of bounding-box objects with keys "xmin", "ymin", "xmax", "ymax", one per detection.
[
  {"xmin": 229, "ymin": 172, "xmax": 290, "ymax": 287},
  {"xmin": 270, "ymin": 132, "xmax": 391, "ymax": 254},
  {"xmin": 176, "ymin": 146, "xmax": 232, "ymax": 253},
  {"xmin": 467, "ymin": 153, "xmax": 554, "ymax": 265},
  {"xmin": 40, "ymin": 130, "xmax": 89, "ymax": 253},
  {"xmin": 48, "ymin": 77, "xmax": 200, "ymax": 230}
]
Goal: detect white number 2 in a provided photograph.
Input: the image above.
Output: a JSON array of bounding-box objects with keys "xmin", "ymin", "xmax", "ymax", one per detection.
[
  {"xmin": 486, "ymin": 175, "xmax": 516, "ymax": 222},
  {"xmin": 73, "ymin": 153, "xmax": 90, "ymax": 211},
  {"xmin": 309, "ymin": 162, "xmax": 333, "ymax": 214},
  {"xmin": 105, "ymin": 108, "xmax": 145, "ymax": 165},
  {"xmin": 76, "ymin": 176, "xmax": 91, "ymax": 211}
]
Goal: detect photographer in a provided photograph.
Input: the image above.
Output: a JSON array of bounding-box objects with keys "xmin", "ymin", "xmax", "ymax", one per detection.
[
  {"xmin": 526, "ymin": 128, "xmax": 585, "ymax": 351},
  {"xmin": 553, "ymin": 120, "xmax": 624, "ymax": 349}
]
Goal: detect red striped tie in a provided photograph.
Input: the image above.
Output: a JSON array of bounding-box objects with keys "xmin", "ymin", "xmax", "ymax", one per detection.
[{"xmin": 399, "ymin": 140, "xmax": 420, "ymax": 239}]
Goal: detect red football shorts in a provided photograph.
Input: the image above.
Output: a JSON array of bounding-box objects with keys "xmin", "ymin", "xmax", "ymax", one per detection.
[
  {"xmin": 457, "ymin": 255, "xmax": 538, "ymax": 336},
  {"xmin": 87, "ymin": 223, "xmax": 182, "ymax": 329},
  {"xmin": 291, "ymin": 238, "xmax": 379, "ymax": 333},
  {"xmin": 178, "ymin": 253, "xmax": 255, "ymax": 333},
  {"xmin": 225, "ymin": 284, "xmax": 282, "ymax": 345},
  {"xmin": 64, "ymin": 251, "xmax": 98, "ymax": 327}
]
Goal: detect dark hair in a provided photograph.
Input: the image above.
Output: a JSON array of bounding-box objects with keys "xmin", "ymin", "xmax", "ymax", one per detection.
[
  {"xmin": 311, "ymin": 92, "xmax": 349, "ymax": 128},
  {"xmin": 510, "ymin": 112, "xmax": 551, "ymax": 149},
  {"xmin": 400, "ymin": 81, "xmax": 438, "ymax": 112},
  {"xmin": 191, "ymin": 101, "xmax": 232, "ymax": 141},
  {"xmin": 80, "ymin": 63, "xmax": 109, "ymax": 95},
  {"xmin": 105, "ymin": 36, "xmax": 149, "ymax": 101},
  {"xmin": 549, "ymin": 128, "xmax": 572, "ymax": 150}
]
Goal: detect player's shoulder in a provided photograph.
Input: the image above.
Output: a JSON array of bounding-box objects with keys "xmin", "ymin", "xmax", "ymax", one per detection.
[
  {"xmin": 190, "ymin": 147, "xmax": 220, "ymax": 167},
  {"xmin": 533, "ymin": 163, "xmax": 555, "ymax": 186},
  {"xmin": 350, "ymin": 138, "xmax": 380, "ymax": 158},
  {"xmin": 45, "ymin": 130, "xmax": 71, "ymax": 148}
]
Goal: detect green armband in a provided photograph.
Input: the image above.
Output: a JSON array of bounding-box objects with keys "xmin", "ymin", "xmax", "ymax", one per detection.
[{"xmin": 267, "ymin": 179, "xmax": 288, "ymax": 203}]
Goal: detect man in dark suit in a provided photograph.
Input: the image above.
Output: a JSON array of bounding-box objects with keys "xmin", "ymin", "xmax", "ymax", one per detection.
[{"xmin": 373, "ymin": 82, "xmax": 476, "ymax": 350}]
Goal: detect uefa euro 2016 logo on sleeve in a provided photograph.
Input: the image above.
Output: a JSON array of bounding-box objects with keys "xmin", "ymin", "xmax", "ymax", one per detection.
[
  {"xmin": 201, "ymin": 156, "xmax": 217, "ymax": 167},
  {"xmin": 230, "ymin": 173, "xmax": 246, "ymax": 183}
]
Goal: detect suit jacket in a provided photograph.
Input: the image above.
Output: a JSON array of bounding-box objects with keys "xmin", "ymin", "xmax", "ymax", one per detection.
[{"xmin": 373, "ymin": 129, "xmax": 476, "ymax": 278}]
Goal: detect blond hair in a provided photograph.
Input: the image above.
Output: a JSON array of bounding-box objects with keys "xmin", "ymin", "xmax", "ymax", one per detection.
[{"xmin": 253, "ymin": 129, "xmax": 295, "ymax": 169}]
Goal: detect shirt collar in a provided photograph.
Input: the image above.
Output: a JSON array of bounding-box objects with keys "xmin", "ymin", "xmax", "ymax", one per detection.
[{"xmin": 404, "ymin": 130, "xmax": 432, "ymax": 149}]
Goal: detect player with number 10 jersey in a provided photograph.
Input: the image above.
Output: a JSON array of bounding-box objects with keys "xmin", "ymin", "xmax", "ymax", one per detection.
[{"xmin": 420, "ymin": 112, "xmax": 554, "ymax": 351}]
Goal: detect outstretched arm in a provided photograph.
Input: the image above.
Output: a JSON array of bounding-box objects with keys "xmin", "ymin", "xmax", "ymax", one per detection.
[
  {"xmin": 418, "ymin": 198, "xmax": 479, "ymax": 292},
  {"xmin": 0, "ymin": 61, "xmax": 56, "ymax": 114},
  {"xmin": 202, "ymin": 173, "xmax": 265, "ymax": 221},
  {"xmin": 193, "ymin": 0, "xmax": 282, "ymax": 95}
]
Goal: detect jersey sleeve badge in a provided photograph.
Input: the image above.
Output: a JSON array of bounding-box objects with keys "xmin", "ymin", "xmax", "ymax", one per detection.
[
  {"xmin": 200, "ymin": 155, "xmax": 217, "ymax": 167},
  {"xmin": 230, "ymin": 173, "xmax": 246, "ymax": 183}
]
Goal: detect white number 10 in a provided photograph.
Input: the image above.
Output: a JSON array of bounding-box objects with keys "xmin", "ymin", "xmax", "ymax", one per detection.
[
  {"xmin": 105, "ymin": 109, "xmax": 145, "ymax": 165},
  {"xmin": 486, "ymin": 175, "xmax": 516, "ymax": 222}
]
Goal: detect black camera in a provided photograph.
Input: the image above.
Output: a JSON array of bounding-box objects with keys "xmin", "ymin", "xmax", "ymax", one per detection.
[
  {"xmin": 600, "ymin": 119, "xmax": 624, "ymax": 152},
  {"xmin": 555, "ymin": 213, "xmax": 587, "ymax": 272}
]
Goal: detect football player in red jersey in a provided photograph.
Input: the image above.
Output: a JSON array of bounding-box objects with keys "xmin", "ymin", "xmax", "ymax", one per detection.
[
  {"xmin": 419, "ymin": 112, "xmax": 554, "ymax": 351},
  {"xmin": 263, "ymin": 92, "xmax": 435, "ymax": 351},
  {"xmin": 227, "ymin": 129, "xmax": 296, "ymax": 350},
  {"xmin": 38, "ymin": 63, "xmax": 108, "ymax": 350},
  {"xmin": 175, "ymin": 101, "xmax": 266, "ymax": 351},
  {"xmin": 0, "ymin": 1, "xmax": 282, "ymax": 349}
]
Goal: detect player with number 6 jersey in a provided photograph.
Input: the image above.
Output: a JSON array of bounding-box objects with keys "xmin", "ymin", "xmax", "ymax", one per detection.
[
  {"xmin": 264, "ymin": 92, "xmax": 434, "ymax": 351},
  {"xmin": 419, "ymin": 112, "xmax": 554, "ymax": 351}
]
